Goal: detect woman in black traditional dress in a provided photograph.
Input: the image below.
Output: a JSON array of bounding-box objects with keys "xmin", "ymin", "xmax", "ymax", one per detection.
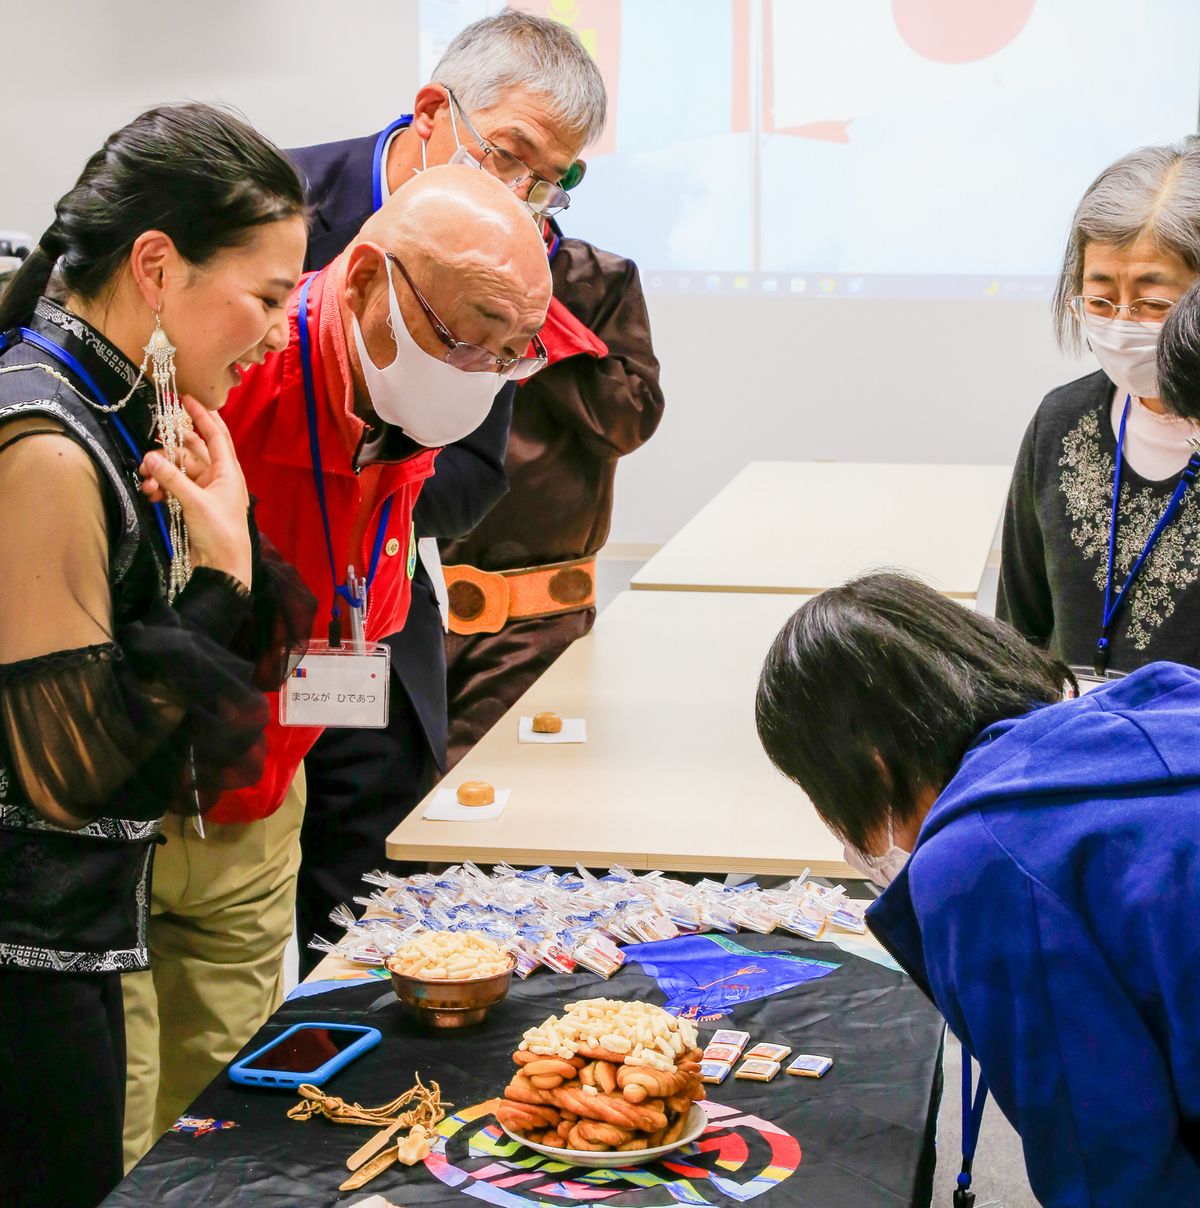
[{"xmin": 0, "ymin": 103, "xmax": 314, "ymax": 1207}]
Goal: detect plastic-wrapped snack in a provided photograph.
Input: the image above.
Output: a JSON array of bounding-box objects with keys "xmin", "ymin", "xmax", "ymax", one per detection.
[
  {"xmin": 699, "ymin": 1060, "xmax": 732, "ymax": 1084},
  {"xmin": 330, "ymin": 863, "xmax": 861, "ymax": 977},
  {"xmin": 703, "ymin": 1043, "xmax": 744, "ymax": 1064},
  {"xmin": 511, "ymin": 940, "xmax": 543, "ymax": 980},
  {"xmin": 787, "ymin": 1054, "xmax": 833, "ymax": 1078},
  {"xmin": 829, "ymin": 906, "xmax": 867, "ymax": 934},
  {"xmin": 730, "ymin": 902, "xmax": 778, "ymax": 934},
  {"xmin": 735, "ymin": 1058, "xmax": 781, "ymax": 1082},
  {"xmin": 535, "ymin": 938, "xmax": 577, "ymax": 975},
  {"xmin": 572, "ymin": 933, "xmax": 625, "ymax": 979},
  {"xmin": 745, "ymin": 1042, "xmax": 791, "ymax": 1062},
  {"xmin": 779, "ymin": 910, "xmax": 826, "ymax": 940}
]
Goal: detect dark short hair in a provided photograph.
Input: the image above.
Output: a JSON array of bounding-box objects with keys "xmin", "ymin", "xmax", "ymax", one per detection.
[
  {"xmin": 1158, "ymin": 280, "xmax": 1200, "ymax": 422},
  {"xmin": 0, "ymin": 103, "xmax": 306, "ymax": 331},
  {"xmin": 755, "ymin": 573, "xmax": 1070, "ymax": 852}
]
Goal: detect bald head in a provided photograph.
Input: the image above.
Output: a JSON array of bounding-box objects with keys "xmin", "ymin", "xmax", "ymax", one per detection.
[
  {"xmin": 343, "ymin": 165, "xmax": 551, "ymax": 382},
  {"xmin": 358, "ymin": 163, "xmax": 547, "ymax": 273}
]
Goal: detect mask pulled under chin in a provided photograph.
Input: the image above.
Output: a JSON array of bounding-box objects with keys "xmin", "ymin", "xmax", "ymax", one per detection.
[
  {"xmin": 350, "ymin": 259, "xmax": 506, "ymax": 448},
  {"xmin": 1084, "ymin": 317, "xmax": 1163, "ymax": 400}
]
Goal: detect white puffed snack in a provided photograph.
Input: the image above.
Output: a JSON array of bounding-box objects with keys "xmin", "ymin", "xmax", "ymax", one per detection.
[
  {"xmin": 386, "ymin": 930, "xmax": 512, "ymax": 979},
  {"xmin": 519, "ymin": 997, "xmax": 699, "ymax": 1071}
]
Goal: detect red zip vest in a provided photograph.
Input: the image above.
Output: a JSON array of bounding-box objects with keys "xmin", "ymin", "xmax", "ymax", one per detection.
[{"xmin": 211, "ymin": 266, "xmax": 438, "ymax": 823}]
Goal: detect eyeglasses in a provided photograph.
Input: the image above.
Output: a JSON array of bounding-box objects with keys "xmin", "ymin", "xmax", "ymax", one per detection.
[
  {"xmin": 1068, "ymin": 295, "xmax": 1177, "ymax": 324},
  {"xmin": 442, "ymin": 85, "xmax": 585, "ymax": 217},
  {"xmin": 385, "ymin": 253, "xmax": 547, "ymax": 380}
]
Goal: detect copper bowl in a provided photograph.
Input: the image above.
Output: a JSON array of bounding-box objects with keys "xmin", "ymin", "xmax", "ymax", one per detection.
[{"xmin": 386, "ymin": 955, "xmax": 516, "ymax": 1029}]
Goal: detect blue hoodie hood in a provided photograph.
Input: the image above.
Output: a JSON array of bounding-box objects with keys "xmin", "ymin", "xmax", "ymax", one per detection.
[{"xmin": 868, "ymin": 661, "xmax": 1200, "ymax": 994}]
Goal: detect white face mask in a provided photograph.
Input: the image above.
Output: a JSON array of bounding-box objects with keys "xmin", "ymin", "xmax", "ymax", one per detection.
[
  {"xmin": 350, "ymin": 254, "xmax": 508, "ymax": 447},
  {"xmin": 1084, "ymin": 317, "xmax": 1163, "ymax": 399},
  {"xmin": 416, "ymin": 102, "xmax": 480, "ymax": 175},
  {"xmin": 842, "ymin": 815, "xmax": 910, "ymax": 890}
]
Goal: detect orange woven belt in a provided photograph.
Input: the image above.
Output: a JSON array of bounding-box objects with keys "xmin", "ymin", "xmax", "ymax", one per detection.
[{"xmin": 443, "ymin": 557, "xmax": 597, "ymax": 636}]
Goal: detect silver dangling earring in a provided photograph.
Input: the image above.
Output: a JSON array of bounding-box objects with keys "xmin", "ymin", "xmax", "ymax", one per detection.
[{"xmin": 147, "ymin": 312, "xmax": 192, "ymax": 599}]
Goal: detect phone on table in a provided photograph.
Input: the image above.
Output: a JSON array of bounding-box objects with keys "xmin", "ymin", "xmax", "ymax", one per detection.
[{"xmin": 228, "ymin": 1022, "xmax": 382, "ymax": 1089}]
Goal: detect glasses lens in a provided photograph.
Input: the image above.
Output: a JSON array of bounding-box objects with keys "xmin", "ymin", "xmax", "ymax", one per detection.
[
  {"xmin": 445, "ymin": 343, "xmax": 499, "ymax": 374},
  {"xmin": 560, "ymin": 161, "xmax": 586, "ymax": 191},
  {"xmin": 528, "ymin": 181, "xmax": 569, "ymax": 215},
  {"xmin": 1073, "ymin": 296, "xmax": 1116, "ymax": 323},
  {"xmin": 508, "ymin": 349, "xmax": 548, "ymax": 382},
  {"xmin": 1130, "ymin": 297, "xmax": 1175, "ymax": 323},
  {"xmin": 482, "ymin": 145, "xmax": 527, "ymax": 187}
]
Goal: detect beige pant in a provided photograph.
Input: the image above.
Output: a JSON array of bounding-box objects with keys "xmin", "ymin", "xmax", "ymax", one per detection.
[{"xmin": 122, "ymin": 768, "xmax": 305, "ymax": 1170}]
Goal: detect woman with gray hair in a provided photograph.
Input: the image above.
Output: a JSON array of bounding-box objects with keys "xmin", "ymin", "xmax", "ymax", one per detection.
[{"xmin": 998, "ymin": 138, "xmax": 1200, "ymax": 679}]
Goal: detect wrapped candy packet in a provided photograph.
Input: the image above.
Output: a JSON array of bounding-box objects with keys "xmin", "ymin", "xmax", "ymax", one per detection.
[{"xmin": 316, "ymin": 863, "xmax": 866, "ymax": 979}]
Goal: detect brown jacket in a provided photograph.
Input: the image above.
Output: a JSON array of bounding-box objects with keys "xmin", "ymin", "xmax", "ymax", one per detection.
[{"xmin": 441, "ymin": 236, "xmax": 664, "ymax": 571}]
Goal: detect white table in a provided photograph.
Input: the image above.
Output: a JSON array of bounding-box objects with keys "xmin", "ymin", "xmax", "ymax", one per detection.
[
  {"xmin": 631, "ymin": 460, "xmax": 1012, "ymax": 598},
  {"xmin": 388, "ymin": 590, "xmax": 851, "ymax": 877}
]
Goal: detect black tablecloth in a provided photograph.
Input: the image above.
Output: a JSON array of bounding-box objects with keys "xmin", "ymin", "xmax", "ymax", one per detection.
[{"xmin": 105, "ymin": 934, "xmax": 944, "ymax": 1207}]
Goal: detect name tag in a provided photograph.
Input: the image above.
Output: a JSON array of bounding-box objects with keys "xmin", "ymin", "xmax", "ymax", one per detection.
[{"xmin": 279, "ymin": 642, "xmax": 390, "ymax": 728}]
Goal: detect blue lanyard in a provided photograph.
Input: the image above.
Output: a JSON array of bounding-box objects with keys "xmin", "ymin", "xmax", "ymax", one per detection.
[
  {"xmin": 371, "ymin": 115, "xmax": 414, "ymax": 211},
  {"xmin": 295, "ymin": 275, "xmax": 394, "ymax": 644},
  {"xmin": 1097, "ymin": 395, "xmax": 1200, "ymax": 675},
  {"xmin": 3, "ymin": 325, "xmax": 176, "ymax": 561},
  {"xmin": 954, "ymin": 1058, "xmax": 989, "ymax": 1207}
]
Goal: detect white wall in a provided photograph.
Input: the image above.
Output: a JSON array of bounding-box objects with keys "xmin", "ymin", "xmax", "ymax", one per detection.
[
  {"xmin": 611, "ymin": 293, "xmax": 1088, "ymax": 547},
  {"xmin": 2, "ymin": 0, "xmax": 1089, "ymax": 550},
  {"xmin": 2, "ymin": 0, "xmax": 421, "ymax": 237}
]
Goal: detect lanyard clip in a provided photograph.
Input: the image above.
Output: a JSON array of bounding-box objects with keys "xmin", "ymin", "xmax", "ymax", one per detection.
[
  {"xmin": 1094, "ymin": 637, "xmax": 1110, "ymax": 678},
  {"xmin": 953, "ymin": 1187, "xmax": 976, "ymax": 1208}
]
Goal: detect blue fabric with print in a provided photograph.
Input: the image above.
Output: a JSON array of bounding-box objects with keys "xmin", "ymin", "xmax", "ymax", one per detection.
[{"xmin": 624, "ymin": 934, "xmax": 840, "ymax": 1020}]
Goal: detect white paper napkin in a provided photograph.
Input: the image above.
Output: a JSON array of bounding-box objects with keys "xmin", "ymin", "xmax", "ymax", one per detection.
[
  {"xmin": 518, "ymin": 716, "xmax": 587, "ymax": 744},
  {"xmin": 422, "ymin": 787, "xmax": 511, "ymax": 822}
]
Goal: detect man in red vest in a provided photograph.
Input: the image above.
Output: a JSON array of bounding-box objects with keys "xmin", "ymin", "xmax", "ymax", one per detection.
[
  {"xmin": 290, "ymin": 12, "xmax": 661, "ymax": 972},
  {"xmin": 122, "ymin": 163, "xmax": 551, "ymax": 1161}
]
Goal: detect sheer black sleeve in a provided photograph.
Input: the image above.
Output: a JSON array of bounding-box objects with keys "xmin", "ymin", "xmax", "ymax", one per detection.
[
  {"xmin": 228, "ymin": 500, "xmax": 316, "ymax": 691},
  {"xmin": 0, "ymin": 421, "xmax": 303, "ymax": 826}
]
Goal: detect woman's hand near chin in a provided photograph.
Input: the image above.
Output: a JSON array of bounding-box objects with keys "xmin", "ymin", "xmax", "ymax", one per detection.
[
  {"xmin": 139, "ymin": 394, "xmax": 252, "ymax": 590},
  {"xmin": 139, "ymin": 417, "xmax": 214, "ymax": 504}
]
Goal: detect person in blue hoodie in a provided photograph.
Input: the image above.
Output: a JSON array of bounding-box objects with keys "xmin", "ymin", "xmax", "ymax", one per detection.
[{"xmin": 755, "ymin": 571, "xmax": 1200, "ymax": 1207}]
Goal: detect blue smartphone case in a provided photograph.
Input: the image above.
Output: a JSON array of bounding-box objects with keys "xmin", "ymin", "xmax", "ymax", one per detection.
[{"xmin": 228, "ymin": 1022, "xmax": 382, "ymax": 1089}]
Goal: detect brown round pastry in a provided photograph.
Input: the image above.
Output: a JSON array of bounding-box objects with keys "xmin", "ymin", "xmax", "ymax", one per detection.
[
  {"xmin": 457, "ymin": 780, "xmax": 496, "ymax": 807},
  {"xmin": 531, "ymin": 711, "xmax": 563, "ymax": 734}
]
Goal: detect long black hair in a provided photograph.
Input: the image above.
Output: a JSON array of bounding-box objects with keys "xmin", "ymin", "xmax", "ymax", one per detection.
[
  {"xmin": 0, "ymin": 103, "xmax": 306, "ymax": 331},
  {"xmin": 1158, "ymin": 280, "xmax": 1200, "ymax": 423},
  {"xmin": 755, "ymin": 572, "xmax": 1071, "ymax": 852}
]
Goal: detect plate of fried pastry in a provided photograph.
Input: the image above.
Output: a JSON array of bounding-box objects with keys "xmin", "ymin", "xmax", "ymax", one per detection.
[{"xmin": 495, "ymin": 998, "xmax": 709, "ymax": 1168}]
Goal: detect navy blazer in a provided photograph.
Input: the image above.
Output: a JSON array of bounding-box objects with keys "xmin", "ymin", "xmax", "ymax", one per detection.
[{"xmin": 288, "ymin": 124, "xmax": 515, "ymax": 770}]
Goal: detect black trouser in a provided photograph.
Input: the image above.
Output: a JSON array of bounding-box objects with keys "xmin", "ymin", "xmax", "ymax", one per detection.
[
  {"xmin": 445, "ymin": 607, "xmax": 595, "ymax": 769},
  {"xmin": 298, "ymin": 684, "xmax": 435, "ymax": 978},
  {"xmin": 0, "ymin": 967, "xmax": 125, "ymax": 1207}
]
